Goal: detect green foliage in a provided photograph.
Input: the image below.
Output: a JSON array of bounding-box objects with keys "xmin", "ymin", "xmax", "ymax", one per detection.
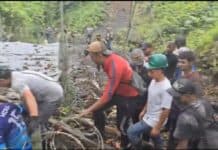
[
  {"xmin": 64, "ymin": 2, "xmax": 105, "ymax": 33},
  {"xmin": 187, "ymin": 21, "xmax": 218, "ymax": 54},
  {"xmin": 0, "ymin": 1, "xmax": 105, "ymax": 43},
  {"xmin": 133, "ymin": 1, "xmax": 218, "ymax": 51},
  {"xmin": 128, "ymin": 1, "xmax": 218, "ymax": 78},
  {"xmin": 0, "ymin": 2, "xmax": 45, "ymax": 42}
]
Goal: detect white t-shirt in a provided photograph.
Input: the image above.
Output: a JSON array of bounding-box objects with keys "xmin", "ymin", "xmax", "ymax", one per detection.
[{"xmin": 143, "ymin": 78, "xmax": 172, "ymax": 127}]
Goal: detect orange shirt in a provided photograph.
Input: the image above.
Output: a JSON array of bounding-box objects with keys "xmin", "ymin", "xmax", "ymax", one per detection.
[{"xmin": 100, "ymin": 53, "xmax": 139, "ymax": 102}]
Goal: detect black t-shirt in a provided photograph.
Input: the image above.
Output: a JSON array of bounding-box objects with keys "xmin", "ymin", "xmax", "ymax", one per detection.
[{"xmin": 163, "ymin": 52, "xmax": 178, "ymax": 80}]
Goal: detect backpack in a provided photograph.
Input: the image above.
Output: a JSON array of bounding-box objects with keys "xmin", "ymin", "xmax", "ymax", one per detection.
[
  {"xmin": 130, "ymin": 71, "xmax": 147, "ymax": 96},
  {"xmin": 187, "ymin": 101, "xmax": 218, "ymax": 149}
]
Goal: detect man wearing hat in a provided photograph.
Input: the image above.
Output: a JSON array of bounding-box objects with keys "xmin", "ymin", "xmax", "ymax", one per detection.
[
  {"xmin": 167, "ymin": 78, "xmax": 218, "ymax": 149},
  {"xmin": 127, "ymin": 54, "xmax": 173, "ymax": 149},
  {"xmin": 79, "ymin": 41, "xmax": 141, "ymax": 148},
  {"xmin": 166, "ymin": 50, "xmax": 203, "ymax": 149}
]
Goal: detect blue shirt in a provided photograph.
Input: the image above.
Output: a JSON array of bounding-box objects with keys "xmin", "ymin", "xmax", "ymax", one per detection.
[{"xmin": 0, "ymin": 103, "xmax": 32, "ymax": 150}]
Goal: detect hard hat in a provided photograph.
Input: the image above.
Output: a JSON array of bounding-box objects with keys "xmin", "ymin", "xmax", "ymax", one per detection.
[{"xmin": 144, "ymin": 54, "xmax": 168, "ymax": 70}]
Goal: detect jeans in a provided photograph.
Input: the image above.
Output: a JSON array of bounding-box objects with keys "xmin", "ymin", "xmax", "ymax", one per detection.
[{"xmin": 127, "ymin": 120, "xmax": 163, "ymax": 149}]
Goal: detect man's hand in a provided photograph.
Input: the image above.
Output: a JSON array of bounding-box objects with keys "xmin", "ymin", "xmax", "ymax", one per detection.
[
  {"xmin": 28, "ymin": 116, "xmax": 40, "ymax": 135},
  {"xmin": 79, "ymin": 109, "xmax": 92, "ymax": 117},
  {"xmin": 150, "ymin": 127, "xmax": 160, "ymax": 137},
  {"xmin": 139, "ymin": 110, "xmax": 145, "ymax": 120}
]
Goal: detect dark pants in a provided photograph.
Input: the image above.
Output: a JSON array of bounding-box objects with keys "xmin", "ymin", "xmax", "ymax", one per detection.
[
  {"xmin": 93, "ymin": 95, "xmax": 141, "ymax": 148},
  {"xmin": 106, "ymin": 40, "xmax": 112, "ymax": 50},
  {"xmin": 166, "ymin": 101, "xmax": 181, "ymax": 149}
]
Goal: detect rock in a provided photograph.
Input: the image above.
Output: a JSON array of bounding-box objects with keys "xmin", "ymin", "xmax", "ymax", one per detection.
[{"xmin": 23, "ymin": 65, "xmax": 29, "ymax": 70}]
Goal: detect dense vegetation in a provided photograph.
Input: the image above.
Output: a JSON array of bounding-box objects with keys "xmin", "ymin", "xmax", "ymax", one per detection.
[
  {"xmin": 130, "ymin": 2, "xmax": 218, "ymax": 50},
  {"xmin": 0, "ymin": 1, "xmax": 105, "ymax": 43},
  {"xmin": 123, "ymin": 1, "xmax": 218, "ymax": 78}
]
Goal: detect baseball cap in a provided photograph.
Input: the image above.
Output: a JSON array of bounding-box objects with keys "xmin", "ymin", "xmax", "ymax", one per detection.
[
  {"xmin": 167, "ymin": 78, "xmax": 197, "ymax": 97},
  {"xmin": 87, "ymin": 41, "xmax": 112, "ymax": 55}
]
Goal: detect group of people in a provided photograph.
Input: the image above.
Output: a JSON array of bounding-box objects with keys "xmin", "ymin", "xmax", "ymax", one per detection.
[
  {"xmin": 0, "ymin": 69, "xmax": 64, "ymax": 149},
  {"xmin": 85, "ymin": 26, "xmax": 113, "ymax": 50},
  {"xmin": 0, "ymin": 31, "xmax": 217, "ymax": 150},
  {"xmin": 79, "ymin": 35, "xmax": 218, "ymax": 150}
]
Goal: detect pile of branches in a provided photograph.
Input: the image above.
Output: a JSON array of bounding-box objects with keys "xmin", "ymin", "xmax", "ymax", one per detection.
[{"xmin": 45, "ymin": 110, "xmax": 120, "ymax": 150}]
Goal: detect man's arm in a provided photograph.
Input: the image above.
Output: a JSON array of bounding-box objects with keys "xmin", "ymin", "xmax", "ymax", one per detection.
[
  {"xmin": 176, "ymin": 139, "xmax": 189, "ymax": 150},
  {"xmin": 139, "ymin": 102, "xmax": 147, "ymax": 120},
  {"xmin": 22, "ymin": 89, "xmax": 38, "ymax": 117},
  {"xmin": 156, "ymin": 108, "xmax": 170, "ymax": 129},
  {"xmin": 80, "ymin": 60, "xmax": 122, "ymax": 116}
]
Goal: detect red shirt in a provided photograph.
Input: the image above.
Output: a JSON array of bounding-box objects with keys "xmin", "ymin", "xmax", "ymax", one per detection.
[{"xmin": 100, "ymin": 53, "xmax": 139, "ymax": 102}]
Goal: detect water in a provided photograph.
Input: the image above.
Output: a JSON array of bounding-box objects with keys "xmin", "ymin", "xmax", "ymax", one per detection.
[{"xmin": 0, "ymin": 41, "xmax": 61, "ymax": 80}]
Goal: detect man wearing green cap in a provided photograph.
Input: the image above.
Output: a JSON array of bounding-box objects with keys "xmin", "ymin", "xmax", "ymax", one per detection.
[{"xmin": 127, "ymin": 54, "xmax": 173, "ymax": 149}]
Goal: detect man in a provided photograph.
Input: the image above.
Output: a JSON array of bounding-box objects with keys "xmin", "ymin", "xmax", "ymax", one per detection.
[
  {"xmin": 163, "ymin": 41, "xmax": 178, "ymax": 82},
  {"xmin": 129, "ymin": 48, "xmax": 152, "ymax": 145},
  {"xmin": 166, "ymin": 51, "xmax": 203, "ymax": 149},
  {"xmin": 127, "ymin": 54, "xmax": 173, "ymax": 149},
  {"xmin": 105, "ymin": 27, "xmax": 113, "ymax": 50},
  {"xmin": 176, "ymin": 51, "xmax": 202, "ymax": 94},
  {"xmin": 173, "ymin": 35, "xmax": 196, "ymax": 80},
  {"xmin": 167, "ymin": 78, "xmax": 218, "ymax": 149},
  {"xmin": 0, "ymin": 102, "xmax": 32, "ymax": 150},
  {"xmin": 140, "ymin": 42, "xmax": 153, "ymax": 62},
  {"xmin": 173, "ymin": 35, "xmax": 190, "ymax": 56},
  {"xmin": 0, "ymin": 67, "xmax": 64, "ymax": 149},
  {"xmin": 79, "ymin": 41, "xmax": 141, "ymax": 148},
  {"xmin": 129, "ymin": 48, "xmax": 151, "ymax": 109},
  {"xmin": 129, "ymin": 48, "xmax": 151, "ymax": 86},
  {"xmin": 86, "ymin": 27, "xmax": 94, "ymax": 44},
  {"xmin": 45, "ymin": 26, "xmax": 54, "ymax": 43}
]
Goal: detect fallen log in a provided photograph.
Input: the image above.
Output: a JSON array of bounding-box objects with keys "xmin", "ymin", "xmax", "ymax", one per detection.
[
  {"xmin": 63, "ymin": 116, "xmax": 121, "ymax": 137},
  {"xmin": 49, "ymin": 118, "xmax": 98, "ymax": 147},
  {"xmin": 49, "ymin": 118, "xmax": 114, "ymax": 150},
  {"xmin": 105, "ymin": 126, "xmax": 121, "ymax": 137}
]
